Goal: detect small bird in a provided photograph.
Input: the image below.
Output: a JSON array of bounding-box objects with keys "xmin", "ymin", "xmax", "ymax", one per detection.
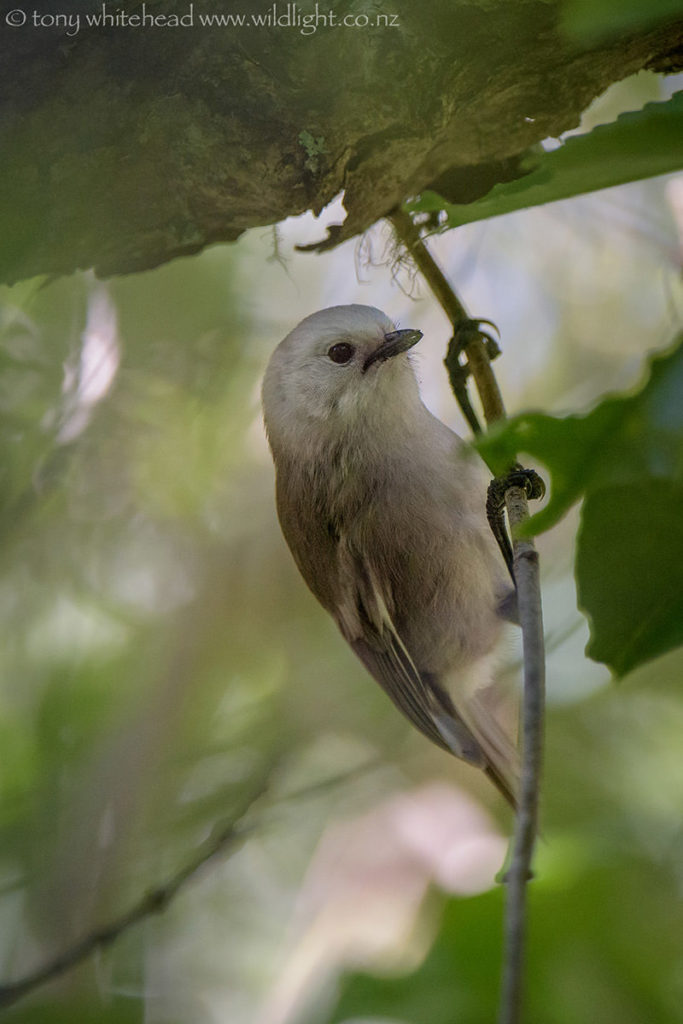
[{"xmin": 262, "ymin": 305, "xmax": 519, "ymax": 805}]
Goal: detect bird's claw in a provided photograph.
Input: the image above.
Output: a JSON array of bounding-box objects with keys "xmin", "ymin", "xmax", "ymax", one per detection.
[
  {"xmin": 503, "ymin": 466, "xmax": 545, "ymax": 502},
  {"xmin": 448, "ymin": 318, "xmax": 501, "ymax": 362},
  {"xmin": 487, "ymin": 466, "xmax": 545, "ymax": 583}
]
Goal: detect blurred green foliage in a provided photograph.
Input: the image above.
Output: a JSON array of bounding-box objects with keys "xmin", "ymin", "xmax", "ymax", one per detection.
[{"xmin": 325, "ymin": 849, "xmax": 683, "ymax": 1024}]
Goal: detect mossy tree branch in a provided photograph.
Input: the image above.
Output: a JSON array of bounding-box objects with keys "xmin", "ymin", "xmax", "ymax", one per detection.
[{"xmin": 1, "ymin": 1, "xmax": 680, "ymax": 284}]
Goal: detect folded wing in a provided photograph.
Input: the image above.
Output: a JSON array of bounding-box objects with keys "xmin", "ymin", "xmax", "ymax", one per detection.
[{"xmin": 335, "ymin": 543, "xmax": 519, "ymax": 806}]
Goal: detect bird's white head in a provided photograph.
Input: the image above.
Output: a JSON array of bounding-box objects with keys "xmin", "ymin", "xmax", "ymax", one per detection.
[{"xmin": 262, "ymin": 305, "xmax": 423, "ymax": 451}]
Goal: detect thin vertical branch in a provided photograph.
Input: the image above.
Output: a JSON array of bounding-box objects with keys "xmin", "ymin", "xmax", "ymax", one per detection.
[
  {"xmin": 498, "ymin": 486, "xmax": 545, "ymax": 1024},
  {"xmin": 389, "ymin": 206, "xmax": 545, "ymax": 1024}
]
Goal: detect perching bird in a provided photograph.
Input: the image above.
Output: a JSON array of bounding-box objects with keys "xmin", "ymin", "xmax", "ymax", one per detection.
[{"xmin": 262, "ymin": 305, "xmax": 519, "ymax": 805}]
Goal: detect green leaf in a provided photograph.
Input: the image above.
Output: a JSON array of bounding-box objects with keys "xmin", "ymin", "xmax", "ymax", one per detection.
[
  {"xmin": 476, "ymin": 336, "xmax": 683, "ymax": 676},
  {"xmin": 408, "ymin": 92, "xmax": 683, "ymax": 228},
  {"xmin": 478, "ymin": 335, "xmax": 683, "ymax": 530},
  {"xmin": 577, "ymin": 482, "xmax": 683, "ymax": 675}
]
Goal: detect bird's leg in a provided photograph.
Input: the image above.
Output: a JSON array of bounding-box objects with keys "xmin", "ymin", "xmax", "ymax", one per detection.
[
  {"xmin": 487, "ymin": 477, "xmax": 514, "ymax": 582},
  {"xmin": 446, "ymin": 319, "xmax": 544, "ymax": 581},
  {"xmin": 487, "ymin": 466, "xmax": 545, "ymax": 583},
  {"xmin": 445, "ymin": 319, "xmax": 501, "ymax": 436}
]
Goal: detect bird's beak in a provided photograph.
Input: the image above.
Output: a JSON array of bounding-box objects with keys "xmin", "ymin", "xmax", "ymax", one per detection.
[{"xmin": 362, "ymin": 328, "xmax": 423, "ymax": 373}]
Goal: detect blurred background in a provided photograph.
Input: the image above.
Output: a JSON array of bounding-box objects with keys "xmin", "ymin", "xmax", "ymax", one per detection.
[{"xmin": 0, "ymin": 72, "xmax": 682, "ymax": 1024}]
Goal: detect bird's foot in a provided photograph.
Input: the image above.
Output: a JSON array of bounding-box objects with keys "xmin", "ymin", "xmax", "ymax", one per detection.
[
  {"xmin": 487, "ymin": 466, "xmax": 545, "ymax": 581},
  {"xmin": 444, "ymin": 319, "xmax": 501, "ymax": 436},
  {"xmin": 446, "ymin": 317, "xmax": 501, "ymax": 366}
]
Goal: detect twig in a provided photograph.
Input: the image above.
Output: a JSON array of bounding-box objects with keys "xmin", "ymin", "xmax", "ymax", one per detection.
[
  {"xmin": 389, "ymin": 206, "xmax": 545, "ymax": 1024},
  {"xmin": 388, "ymin": 207, "xmax": 505, "ymax": 426},
  {"xmin": 0, "ymin": 759, "xmax": 381, "ymax": 1009},
  {"xmin": 498, "ymin": 486, "xmax": 545, "ymax": 1024}
]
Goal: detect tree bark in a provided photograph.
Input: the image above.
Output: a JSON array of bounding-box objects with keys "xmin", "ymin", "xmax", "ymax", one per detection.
[{"xmin": 1, "ymin": 0, "xmax": 681, "ymax": 283}]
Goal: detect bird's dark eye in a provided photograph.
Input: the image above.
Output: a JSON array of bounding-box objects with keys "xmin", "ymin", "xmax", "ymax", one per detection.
[{"xmin": 327, "ymin": 342, "xmax": 355, "ymax": 365}]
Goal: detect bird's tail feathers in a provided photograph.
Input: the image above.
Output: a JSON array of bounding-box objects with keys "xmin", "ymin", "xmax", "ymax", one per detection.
[
  {"xmin": 466, "ymin": 693, "xmax": 520, "ymax": 809},
  {"xmin": 427, "ymin": 671, "xmax": 519, "ymax": 809}
]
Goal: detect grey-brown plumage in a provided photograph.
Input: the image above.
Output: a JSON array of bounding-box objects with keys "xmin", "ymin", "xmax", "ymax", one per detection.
[{"xmin": 262, "ymin": 305, "xmax": 519, "ymax": 805}]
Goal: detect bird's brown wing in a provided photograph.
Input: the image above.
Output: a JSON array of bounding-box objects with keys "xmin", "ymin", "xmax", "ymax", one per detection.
[
  {"xmin": 350, "ymin": 635, "xmax": 452, "ymax": 752},
  {"xmin": 337, "ymin": 542, "xmax": 519, "ymax": 806},
  {"xmin": 353, "ymin": 626, "xmax": 519, "ymax": 807},
  {"xmin": 335, "ymin": 543, "xmax": 489, "ymax": 764}
]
